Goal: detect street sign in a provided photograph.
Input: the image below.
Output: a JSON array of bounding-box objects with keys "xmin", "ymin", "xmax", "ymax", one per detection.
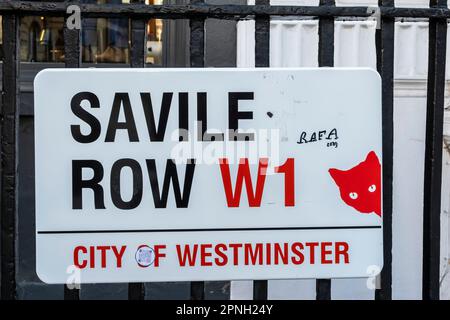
[{"xmin": 34, "ymin": 68, "xmax": 383, "ymax": 283}]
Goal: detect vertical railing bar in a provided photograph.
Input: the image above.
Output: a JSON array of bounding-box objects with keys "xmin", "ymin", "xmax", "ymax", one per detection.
[
  {"xmin": 63, "ymin": 1, "xmax": 81, "ymax": 300},
  {"xmin": 0, "ymin": 13, "xmax": 19, "ymax": 301},
  {"xmin": 253, "ymin": 0, "xmax": 270, "ymax": 301},
  {"xmin": 375, "ymin": 0, "xmax": 394, "ymax": 301},
  {"xmin": 64, "ymin": 13, "xmax": 81, "ymax": 67},
  {"xmin": 130, "ymin": 0, "xmax": 146, "ymax": 69},
  {"xmin": 128, "ymin": 0, "xmax": 147, "ymax": 301},
  {"xmin": 316, "ymin": 0, "xmax": 334, "ymax": 301},
  {"xmin": 189, "ymin": 0, "xmax": 205, "ymax": 300},
  {"xmin": 315, "ymin": 278, "xmax": 331, "ymax": 300},
  {"xmin": 190, "ymin": 281, "xmax": 205, "ymax": 300},
  {"xmin": 189, "ymin": 0, "xmax": 205, "ymax": 69},
  {"xmin": 253, "ymin": 279, "xmax": 268, "ymax": 301},
  {"xmin": 128, "ymin": 282, "xmax": 145, "ymax": 300},
  {"xmin": 255, "ymin": 0, "xmax": 270, "ymax": 68},
  {"xmin": 318, "ymin": 0, "xmax": 335, "ymax": 67},
  {"xmin": 422, "ymin": 0, "xmax": 447, "ymax": 300}
]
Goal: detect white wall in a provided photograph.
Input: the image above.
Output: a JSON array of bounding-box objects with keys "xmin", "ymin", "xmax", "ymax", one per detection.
[{"xmin": 233, "ymin": 0, "xmax": 450, "ymax": 299}]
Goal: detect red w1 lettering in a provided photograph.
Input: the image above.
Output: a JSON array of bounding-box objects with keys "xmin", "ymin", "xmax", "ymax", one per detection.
[{"xmin": 219, "ymin": 158, "xmax": 295, "ymax": 207}]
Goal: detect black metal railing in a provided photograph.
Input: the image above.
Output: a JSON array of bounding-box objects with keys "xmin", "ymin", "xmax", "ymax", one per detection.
[{"xmin": 0, "ymin": 0, "xmax": 447, "ymax": 301}]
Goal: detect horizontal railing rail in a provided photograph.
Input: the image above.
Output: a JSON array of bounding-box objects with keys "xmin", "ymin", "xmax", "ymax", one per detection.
[{"xmin": 0, "ymin": 2, "xmax": 450, "ymax": 19}]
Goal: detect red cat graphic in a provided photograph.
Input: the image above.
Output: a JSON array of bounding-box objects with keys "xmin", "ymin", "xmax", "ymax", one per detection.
[{"xmin": 329, "ymin": 151, "xmax": 381, "ymax": 217}]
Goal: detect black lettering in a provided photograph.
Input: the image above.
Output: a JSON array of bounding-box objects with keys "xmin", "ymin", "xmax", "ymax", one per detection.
[
  {"xmin": 318, "ymin": 130, "xmax": 326, "ymax": 140},
  {"xmin": 228, "ymin": 92, "xmax": 254, "ymax": 141},
  {"xmin": 327, "ymin": 128, "xmax": 338, "ymax": 140},
  {"xmin": 110, "ymin": 159, "xmax": 143, "ymax": 210},
  {"xmin": 296, "ymin": 132, "xmax": 307, "ymax": 144},
  {"xmin": 140, "ymin": 92, "xmax": 173, "ymax": 141},
  {"xmin": 70, "ymin": 92, "xmax": 101, "ymax": 143},
  {"xmin": 179, "ymin": 92, "xmax": 189, "ymax": 142},
  {"xmin": 105, "ymin": 93, "xmax": 139, "ymax": 142},
  {"xmin": 72, "ymin": 160, "xmax": 105, "ymax": 209},
  {"xmin": 197, "ymin": 92, "xmax": 224, "ymax": 142},
  {"xmin": 146, "ymin": 159, "xmax": 196, "ymax": 208}
]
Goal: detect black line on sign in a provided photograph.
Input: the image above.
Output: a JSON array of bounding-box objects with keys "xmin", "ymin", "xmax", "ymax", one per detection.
[{"xmin": 37, "ymin": 225, "xmax": 381, "ymax": 234}]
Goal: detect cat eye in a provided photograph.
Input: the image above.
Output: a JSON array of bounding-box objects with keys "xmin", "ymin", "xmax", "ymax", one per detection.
[
  {"xmin": 349, "ymin": 192, "xmax": 358, "ymax": 200},
  {"xmin": 368, "ymin": 184, "xmax": 377, "ymax": 192}
]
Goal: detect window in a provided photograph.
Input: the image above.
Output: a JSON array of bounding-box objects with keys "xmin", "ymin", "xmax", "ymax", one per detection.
[
  {"xmin": 0, "ymin": 1, "xmax": 164, "ymax": 64},
  {"xmin": 20, "ymin": 16, "xmax": 65, "ymax": 62},
  {"xmin": 146, "ymin": 0, "xmax": 164, "ymax": 65}
]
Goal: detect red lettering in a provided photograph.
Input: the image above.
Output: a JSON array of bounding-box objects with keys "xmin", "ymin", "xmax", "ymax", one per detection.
[
  {"xmin": 176, "ymin": 244, "xmax": 198, "ymax": 267},
  {"xmin": 266, "ymin": 243, "xmax": 271, "ymax": 265},
  {"xmin": 214, "ymin": 243, "xmax": 228, "ymax": 266},
  {"xmin": 321, "ymin": 242, "xmax": 333, "ymax": 264},
  {"xmin": 154, "ymin": 245, "xmax": 166, "ymax": 267},
  {"xmin": 305, "ymin": 242, "xmax": 318, "ymax": 264},
  {"xmin": 200, "ymin": 244, "xmax": 213, "ymax": 266},
  {"xmin": 274, "ymin": 158, "xmax": 295, "ymax": 206},
  {"xmin": 229, "ymin": 243, "xmax": 242, "ymax": 265},
  {"xmin": 89, "ymin": 246, "xmax": 95, "ymax": 268},
  {"xmin": 335, "ymin": 242, "xmax": 350, "ymax": 264},
  {"xmin": 111, "ymin": 246, "xmax": 127, "ymax": 268},
  {"xmin": 97, "ymin": 246, "xmax": 110, "ymax": 268},
  {"xmin": 219, "ymin": 158, "xmax": 268, "ymax": 207},
  {"xmin": 74, "ymin": 246, "xmax": 87, "ymax": 269},
  {"xmin": 291, "ymin": 242, "xmax": 304, "ymax": 265},
  {"xmin": 244, "ymin": 243, "xmax": 263, "ymax": 265},
  {"xmin": 274, "ymin": 243, "xmax": 289, "ymax": 265}
]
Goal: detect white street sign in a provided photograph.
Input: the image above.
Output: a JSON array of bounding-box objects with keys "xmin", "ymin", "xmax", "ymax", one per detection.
[{"xmin": 34, "ymin": 68, "xmax": 383, "ymax": 283}]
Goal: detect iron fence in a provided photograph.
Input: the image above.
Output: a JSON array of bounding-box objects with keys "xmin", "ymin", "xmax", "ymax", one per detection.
[{"xmin": 0, "ymin": 0, "xmax": 447, "ymax": 300}]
